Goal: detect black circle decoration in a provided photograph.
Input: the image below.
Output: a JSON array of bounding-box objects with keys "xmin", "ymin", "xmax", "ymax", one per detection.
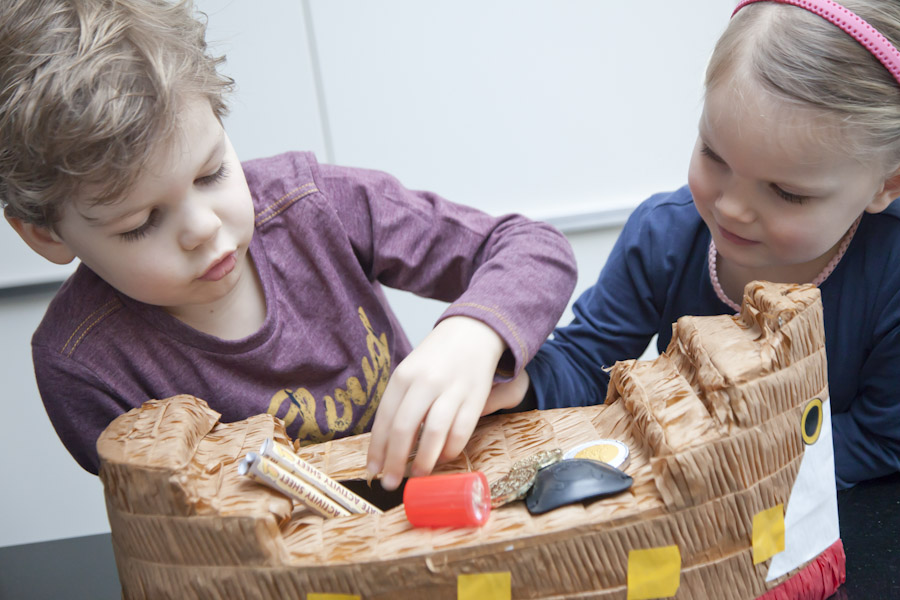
[{"xmin": 801, "ymin": 398, "xmax": 824, "ymax": 445}]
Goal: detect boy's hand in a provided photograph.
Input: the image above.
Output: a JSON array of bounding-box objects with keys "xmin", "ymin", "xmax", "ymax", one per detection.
[{"xmin": 366, "ymin": 316, "xmax": 505, "ymax": 491}]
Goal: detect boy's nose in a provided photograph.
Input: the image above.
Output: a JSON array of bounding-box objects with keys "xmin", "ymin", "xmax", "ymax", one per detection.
[{"xmin": 178, "ymin": 202, "xmax": 222, "ymax": 250}]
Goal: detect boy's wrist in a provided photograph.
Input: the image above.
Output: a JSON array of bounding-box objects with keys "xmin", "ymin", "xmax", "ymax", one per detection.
[{"xmin": 436, "ymin": 315, "xmax": 506, "ymax": 364}]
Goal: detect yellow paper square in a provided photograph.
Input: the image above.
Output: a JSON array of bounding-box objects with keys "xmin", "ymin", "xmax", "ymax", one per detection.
[
  {"xmin": 457, "ymin": 572, "xmax": 511, "ymax": 600},
  {"xmin": 307, "ymin": 594, "xmax": 360, "ymax": 600},
  {"xmin": 752, "ymin": 504, "xmax": 785, "ymax": 564},
  {"xmin": 627, "ymin": 545, "xmax": 681, "ymax": 600}
]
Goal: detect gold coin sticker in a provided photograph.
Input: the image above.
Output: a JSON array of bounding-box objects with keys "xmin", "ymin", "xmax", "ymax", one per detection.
[{"xmin": 563, "ymin": 439, "xmax": 630, "ymax": 470}]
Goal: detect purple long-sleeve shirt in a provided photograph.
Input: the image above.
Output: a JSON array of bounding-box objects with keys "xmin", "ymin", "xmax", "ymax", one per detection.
[{"xmin": 32, "ymin": 152, "xmax": 577, "ymax": 474}]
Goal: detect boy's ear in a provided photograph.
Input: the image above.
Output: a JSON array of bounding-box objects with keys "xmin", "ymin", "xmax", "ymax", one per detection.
[
  {"xmin": 868, "ymin": 167, "xmax": 900, "ymax": 214},
  {"xmin": 4, "ymin": 214, "xmax": 76, "ymax": 265}
]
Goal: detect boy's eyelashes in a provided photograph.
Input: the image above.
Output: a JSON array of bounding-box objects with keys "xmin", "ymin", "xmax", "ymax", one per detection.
[
  {"xmin": 116, "ymin": 162, "xmax": 229, "ymax": 242},
  {"xmin": 195, "ymin": 162, "xmax": 229, "ymax": 187},
  {"xmin": 119, "ymin": 209, "xmax": 161, "ymax": 242}
]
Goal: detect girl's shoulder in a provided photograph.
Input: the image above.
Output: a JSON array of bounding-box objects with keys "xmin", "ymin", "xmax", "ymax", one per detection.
[
  {"xmin": 857, "ymin": 200, "xmax": 900, "ymax": 254},
  {"xmin": 830, "ymin": 201, "xmax": 900, "ymax": 306},
  {"xmin": 628, "ymin": 185, "xmax": 701, "ymax": 224},
  {"xmin": 870, "ymin": 198, "xmax": 900, "ymax": 226},
  {"xmin": 623, "ymin": 185, "xmax": 706, "ymax": 245}
]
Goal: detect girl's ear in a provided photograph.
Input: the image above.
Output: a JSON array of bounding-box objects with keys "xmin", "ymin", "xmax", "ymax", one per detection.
[
  {"xmin": 868, "ymin": 167, "xmax": 900, "ymax": 214},
  {"xmin": 4, "ymin": 214, "xmax": 76, "ymax": 265}
]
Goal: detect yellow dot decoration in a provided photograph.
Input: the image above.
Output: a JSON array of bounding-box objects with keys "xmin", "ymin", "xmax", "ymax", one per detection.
[
  {"xmin": 752, "ymin": 504, "xmax": 785, "ymax": 564},
  {"xmin": 627, "ymin": 545, "xmax": 681, "ymax": 600},
  {"xmin": 457, "ymin": 572, "xmax": 511, "ymax": 600}
]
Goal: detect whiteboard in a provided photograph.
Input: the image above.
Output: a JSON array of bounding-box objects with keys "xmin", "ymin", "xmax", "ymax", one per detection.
[
  {"xmin": 306, "ymin": 0, "xmax": 732, "ymax": 217},
  {"xmin": 0, "ymin": 0, "xmax": 733, "ymax": 288}
]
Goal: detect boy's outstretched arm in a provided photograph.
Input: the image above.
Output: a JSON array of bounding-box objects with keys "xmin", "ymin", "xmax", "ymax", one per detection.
[
  {"xmin": 366, "ymin": 316, "xmax": 506, "ymax": 490},
  {"xmin": 317, "ymin": 161, "xmax": 577, "ymax": 491}
]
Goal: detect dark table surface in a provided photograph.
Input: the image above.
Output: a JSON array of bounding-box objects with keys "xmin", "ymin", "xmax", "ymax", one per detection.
[
  {"xmin": 1, "ymin": 472, "xmax": 897, "ymax": 600},
  {"xmin": 827, "ymin": 471, "xmax": 900, "ymax": 600}
]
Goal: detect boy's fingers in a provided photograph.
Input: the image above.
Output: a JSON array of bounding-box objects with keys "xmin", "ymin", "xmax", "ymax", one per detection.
[
  {"xmin": 365, "ymin": 377, "xmax": 409, "ymax": 477},
  {"xmin": 440, "ymin": 396, "xmax": 482, "ymax": 463},
  {"xmin": 378, "ymin": 385, "xmax": 435, "ymax": 490},
  {"xmin": 409, "ymin": 393, "xmax": 461, "ymax": 478}
]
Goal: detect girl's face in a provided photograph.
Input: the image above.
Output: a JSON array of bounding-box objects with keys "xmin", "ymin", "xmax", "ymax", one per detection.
[
  {"xmin": 688, "ymin": 79, "xmax": 895, "ymax": 283},
  {"xmin": 53, "ymin": 96, "xmax": 257, "ymax": 322}
]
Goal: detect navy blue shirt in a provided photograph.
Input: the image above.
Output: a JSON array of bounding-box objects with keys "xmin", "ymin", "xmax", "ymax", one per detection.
[{"xmin": 527, "ymin": 185, "xmax": 900, "ymax": 488}]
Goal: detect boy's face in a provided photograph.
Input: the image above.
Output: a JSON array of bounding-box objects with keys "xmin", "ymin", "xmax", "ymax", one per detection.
[{"xmin": 52, "ymin": 97, "xmax": 256, "ymax": 316}]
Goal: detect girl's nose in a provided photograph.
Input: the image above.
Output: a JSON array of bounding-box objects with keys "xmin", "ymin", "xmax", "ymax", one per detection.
[
  {"xmin": 715, "ymin": 189, "xmax": 755, "ymax": 223},
  {"xmin": 178, "ymin": 200, "xmax": 222, "ymax": 250}
]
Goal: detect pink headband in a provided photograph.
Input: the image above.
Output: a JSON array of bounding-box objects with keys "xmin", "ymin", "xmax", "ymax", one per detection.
[{"xmin": 732, "ymin": 0, "xmax": 900, "ymax": 87}]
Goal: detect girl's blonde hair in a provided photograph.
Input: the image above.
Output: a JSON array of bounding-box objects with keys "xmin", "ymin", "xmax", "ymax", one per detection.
[
  {"xmin": 706, "ymin": 0, "xmax": 900, "ymax": 170},
  {"xmin": 0, "ymin": 0, "xmax": 234, "ymax": 226}
]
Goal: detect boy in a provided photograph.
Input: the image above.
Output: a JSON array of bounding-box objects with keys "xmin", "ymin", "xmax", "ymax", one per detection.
[{"xmin": 0, "ymin": 0, "xmax": 576, "ymax": 490}]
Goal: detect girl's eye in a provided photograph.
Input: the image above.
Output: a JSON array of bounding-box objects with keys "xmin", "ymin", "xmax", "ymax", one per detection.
[
  {"xmin": 120, "ymin": 209, "xmax": 161, "ymax": 242},
  {"xmin": 771, "ymin": 185, "xmax": 808, "ymax": 205},
  {"xmin": 701, "ymin": 145, "xmax": 726, "ymax": 164},
  {"xmin": 195, "ymin": 162, "xmax": 229, "ymax": 187}
]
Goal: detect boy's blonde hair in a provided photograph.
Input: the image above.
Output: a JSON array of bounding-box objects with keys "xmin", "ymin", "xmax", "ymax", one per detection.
[
  {"xmin": 0, "ymin": 0, "xmax": 233, "ymax": 227},
  {"xmin": 706, "ymin": 0, "xmax": 900, "ymax": 170}
]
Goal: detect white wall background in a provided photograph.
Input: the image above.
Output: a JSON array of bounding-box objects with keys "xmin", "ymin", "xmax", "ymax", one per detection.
[{"xmin": 0, "ymin": 0, "xmax": 732, "ymax": 548}]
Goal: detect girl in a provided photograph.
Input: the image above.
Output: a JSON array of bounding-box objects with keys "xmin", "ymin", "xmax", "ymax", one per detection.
[{"xmin": 488, "ymin": 0, "xmax": 900, "ymax": 489}]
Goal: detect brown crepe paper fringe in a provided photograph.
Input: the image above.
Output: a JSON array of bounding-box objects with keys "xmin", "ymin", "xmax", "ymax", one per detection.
[{"xmin": 97, "ymin": 282, "xmax": 833, "ymax": 599}]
